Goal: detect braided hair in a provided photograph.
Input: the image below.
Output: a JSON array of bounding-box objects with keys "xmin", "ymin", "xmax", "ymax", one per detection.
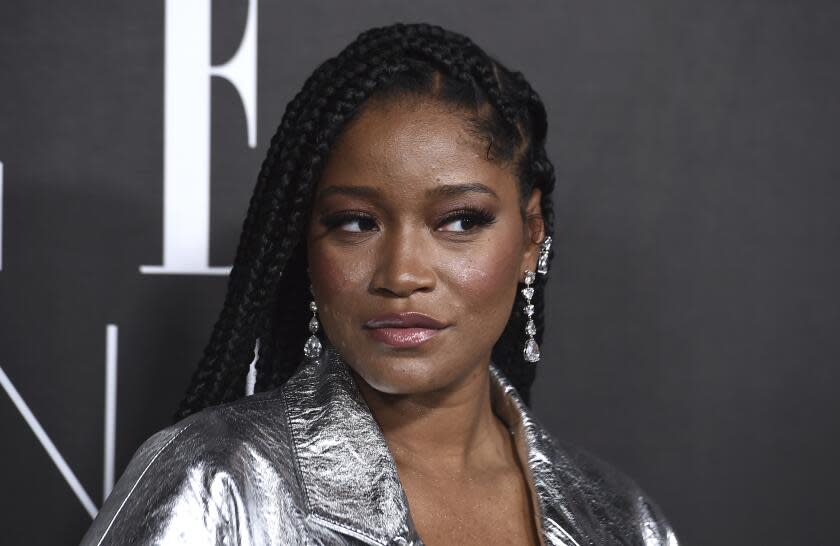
[{"xmin": 174, "ymin": 22, "xmax": 556, "ymax": 421}]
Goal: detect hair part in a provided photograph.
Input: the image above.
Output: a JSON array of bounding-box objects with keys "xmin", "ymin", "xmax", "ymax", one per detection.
[{"xmin": 174, "ymin": 22, "xmax": 556, "ymax": 421}]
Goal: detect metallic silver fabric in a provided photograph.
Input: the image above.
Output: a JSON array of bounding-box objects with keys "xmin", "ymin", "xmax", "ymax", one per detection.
[{"xmin": 80, "ymin": 345, "xmax": 680, "ymax": 545}]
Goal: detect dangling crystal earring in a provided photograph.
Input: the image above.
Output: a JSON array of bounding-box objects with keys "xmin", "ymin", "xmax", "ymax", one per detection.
[
  {"xmin": 303, "ymin": 288, "xmax": 323, "ymax": 359},
  {"xmin": 537, "ymin": 235, "xmax": 552, "ymax": 276},
  {"xmin": 522, "ymin": 270, "xmax": 540, "ymax": 363},
  {"xmin": 522, "ymin": 236, "xmax": 552, "ymax": 363}
]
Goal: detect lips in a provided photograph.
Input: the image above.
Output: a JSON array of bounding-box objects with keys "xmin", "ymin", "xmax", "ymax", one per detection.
[
  {"xmin": 364, "ymin": 312, "xmax": 449, "ymax": 348},
  {"xmin": 364, "ymin": 312, "xmax": 448, "ymax": 330}
]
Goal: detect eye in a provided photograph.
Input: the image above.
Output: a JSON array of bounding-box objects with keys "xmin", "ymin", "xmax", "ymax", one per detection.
[
  {"xmin": 320, "ymin": 212, "xmax": 379, "ymax": 233},
  {"xmin": 437, "ymin": 207, "xmax": 497, "ymax": 233},
  {"xmin": 341, "ymin": 217, "xmax": 369, "ymax": 233}
]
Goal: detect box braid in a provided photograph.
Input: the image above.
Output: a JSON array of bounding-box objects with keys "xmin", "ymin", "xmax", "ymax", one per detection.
[{"xmin": 174, "ymin": 22, "xmax": 556, "ymax": 421}]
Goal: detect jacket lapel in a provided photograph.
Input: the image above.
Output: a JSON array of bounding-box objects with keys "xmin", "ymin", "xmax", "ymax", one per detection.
[
  {"xmin": 282, "ymin": 343, "xmax": 589, "ymax": 546},
  {"xmin": 282, "ymin": 344, "xmax": 418, "ymax": 545},
  {"xmin": 488, "ymin": 365, "xmax": 592, "ymax": 546}
]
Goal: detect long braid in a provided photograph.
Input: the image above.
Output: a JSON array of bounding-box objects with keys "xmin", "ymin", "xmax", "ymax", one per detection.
[
  {"xmin": 233, "ymin": 33, "xmax": 419, "ymax": 395},
  {"xmin": 174, "ymin": 30, "xmax": 400, "ymax": 417},
  {"xmin": 177, "ymin": 31, "xmax": 420, "ymax": 419},
  {"xmin": 175, "ymin": 22, "xmax": 557, "ymax": 420},
  {"xmin": 174, "ymin": 56, "xmax": 335, "ymax": 419}
]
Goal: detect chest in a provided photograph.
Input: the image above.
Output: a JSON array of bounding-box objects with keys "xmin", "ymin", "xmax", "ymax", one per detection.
[{"xmin": 399, "ymin": 469, "xmax": 542, "ymax": 546}]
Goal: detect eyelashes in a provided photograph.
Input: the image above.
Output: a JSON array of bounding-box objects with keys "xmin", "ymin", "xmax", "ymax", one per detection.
[
  {"xmin": 320, "ymin": 211, "xmax": 378, "ymax": 232},
  {"xmin": 320, "ymin": 206, "xmax": 497, "ymax": 235},
  {"xmin": 438, "ymin": 207, "xmax": 497, "ymax": 232}
]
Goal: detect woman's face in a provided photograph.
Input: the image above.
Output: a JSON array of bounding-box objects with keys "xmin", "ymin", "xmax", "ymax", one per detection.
[{"xmin": 306, "ymin": 96, "xmax": 544, "ymax": 396}]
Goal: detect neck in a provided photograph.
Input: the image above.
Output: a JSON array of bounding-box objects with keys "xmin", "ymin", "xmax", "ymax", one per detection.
[{"xmin": 351, "ymin": 361, "xmax": 510, "ymax": 475}]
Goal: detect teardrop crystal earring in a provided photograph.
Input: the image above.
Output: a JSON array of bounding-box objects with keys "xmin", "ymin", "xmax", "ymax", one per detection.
[
  {"xmin": 522, "ymin": 270, "xmax": 540, "ymax": 363},
  {"xmin": 303, "ymin": 287, "xmax": 323, "ymax": 359},
  {"xmin": 522, "ymin": 236, "xmax": 552, "ymax": 363}
]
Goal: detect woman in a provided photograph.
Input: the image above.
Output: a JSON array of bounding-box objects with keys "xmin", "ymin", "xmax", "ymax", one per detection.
[{"xmin": 81, "ymin": 22, "xmax": 679, "ymax": 546}]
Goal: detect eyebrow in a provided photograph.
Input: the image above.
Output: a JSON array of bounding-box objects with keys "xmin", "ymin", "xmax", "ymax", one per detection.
[{"xmin": 315, "ymin": 182, "xmax": 498, "ymax": 201}]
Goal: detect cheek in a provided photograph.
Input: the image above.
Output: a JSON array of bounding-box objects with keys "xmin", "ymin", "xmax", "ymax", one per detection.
[
  {"xmin": 440, "ymin": 233, "xmax": 523, "ymax": 316},
  {"xmin": 309, "ymin": 244, "xmax": 376, "ymax": 293},
  {"xmin": 307, "ymin": 243, "xmax": 372, "ymax": 340}
]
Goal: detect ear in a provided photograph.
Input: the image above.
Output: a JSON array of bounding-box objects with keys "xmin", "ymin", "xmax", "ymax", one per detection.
[{"xmin": 519, "ymin": 186, "xmax": 545, "ymax": 282}]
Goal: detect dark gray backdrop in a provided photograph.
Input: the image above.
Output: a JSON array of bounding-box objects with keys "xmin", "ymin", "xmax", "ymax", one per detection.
[{"xmin": 1, "ymin": 1, "xmax": 838, "ymax": 544}]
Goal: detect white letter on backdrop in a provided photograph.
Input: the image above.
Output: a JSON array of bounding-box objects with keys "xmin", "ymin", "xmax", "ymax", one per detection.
[{"xmin": 141, "ymin": 0, "xmax": 257, "ymax": 275}]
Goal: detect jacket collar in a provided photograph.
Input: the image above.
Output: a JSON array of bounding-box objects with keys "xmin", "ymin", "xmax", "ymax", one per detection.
[{"xmin": 281, "ymin": 344, "xmax": 585, "ymax": 546}]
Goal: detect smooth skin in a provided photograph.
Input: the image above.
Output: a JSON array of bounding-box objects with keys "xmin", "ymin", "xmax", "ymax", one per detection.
[{"xmin": 306, "ymin": 94, "xmax": 546, "ymax": 546}]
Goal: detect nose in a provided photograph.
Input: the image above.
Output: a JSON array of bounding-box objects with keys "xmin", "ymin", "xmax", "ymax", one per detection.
[{"xmin": 369, "ymin": 227, "xmax": 436, "ymax": 298}]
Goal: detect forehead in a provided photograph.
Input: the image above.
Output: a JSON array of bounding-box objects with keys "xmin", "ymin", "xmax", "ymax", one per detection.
[{"xmin": 315, "ymin": 96, "xmax": 518, "ymax": 200}]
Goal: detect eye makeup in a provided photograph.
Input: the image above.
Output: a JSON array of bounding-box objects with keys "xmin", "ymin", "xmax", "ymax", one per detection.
[
  {"xmin": 319, "ymin": 205, "xmax": 497, "ymax": 235},
  {"xmin": 436, "ymin": 205, "xmax": 497, "ymax": 232}
]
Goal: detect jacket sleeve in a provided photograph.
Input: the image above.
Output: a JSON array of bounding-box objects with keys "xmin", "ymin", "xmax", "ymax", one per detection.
[{"xmin": 78, "ymin": 419, "xmax": 252, "ymax": 546}]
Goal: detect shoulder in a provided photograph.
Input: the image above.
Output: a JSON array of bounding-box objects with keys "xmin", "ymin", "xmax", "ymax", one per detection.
[
  {"xmin": 81, "ymin": 390, "xmax": 305, "ymax": 545},
  {"xmin": 129, "ymin": 388, "xmax": 294, "ymax": 474},
  {"xmin": 541, "ymin": 430, "xmax": 681, "ymax": 545}
]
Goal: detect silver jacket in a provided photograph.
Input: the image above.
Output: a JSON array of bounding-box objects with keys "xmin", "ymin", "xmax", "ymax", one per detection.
[{"xmin": 80, "ymin": 346, "xmax": 680, "ymax": 546}]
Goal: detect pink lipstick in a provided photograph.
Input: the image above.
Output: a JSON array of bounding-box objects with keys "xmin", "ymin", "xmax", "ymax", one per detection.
[{"xmin": 363, "ymin": 312, "xmax": 449, "ymax": 348}]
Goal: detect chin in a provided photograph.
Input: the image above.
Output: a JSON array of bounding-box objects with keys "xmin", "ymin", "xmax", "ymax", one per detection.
[{"xmin": 349, "ymin": 354, "xmax": 455, "ymax": 396}]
